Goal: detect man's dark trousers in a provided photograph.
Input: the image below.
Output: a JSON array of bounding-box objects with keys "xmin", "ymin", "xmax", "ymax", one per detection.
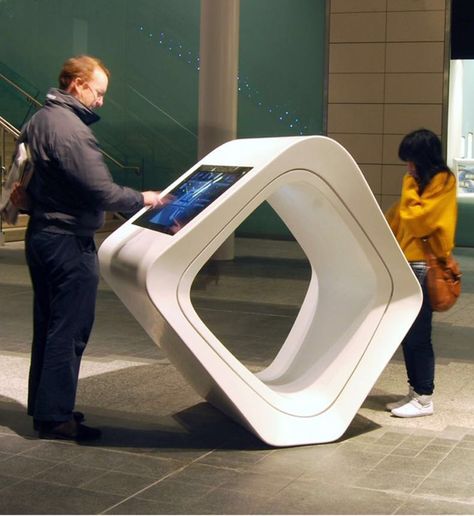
[{"xmin": 25, "ymin": 227, "xmax": 99, "ymax": 423}]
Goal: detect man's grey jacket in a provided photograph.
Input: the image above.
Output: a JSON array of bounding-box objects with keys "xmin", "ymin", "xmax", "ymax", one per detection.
[{"xmin": 21, "ymin": 88, "xmax": 144, "ymax": 236}]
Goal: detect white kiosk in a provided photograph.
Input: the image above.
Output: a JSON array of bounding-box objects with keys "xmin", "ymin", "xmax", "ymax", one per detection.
[{"xmin": 99, "ymin": 136, "xmax": 422, "ymax": 447}]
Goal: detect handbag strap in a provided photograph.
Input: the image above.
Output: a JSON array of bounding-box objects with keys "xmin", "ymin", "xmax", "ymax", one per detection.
[
  {"xmin": 419, "ymin": 236, "xmax": 439, "ymax": 267},
  {"xmin": 420, "ymin": 236, "xmax": 435, "ymax": 256}
]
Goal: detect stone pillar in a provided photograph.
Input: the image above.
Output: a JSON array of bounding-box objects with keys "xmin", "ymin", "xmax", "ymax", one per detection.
[{"xmin": 198, "ymin": 0, "xmax": 240, "ymax": 260}]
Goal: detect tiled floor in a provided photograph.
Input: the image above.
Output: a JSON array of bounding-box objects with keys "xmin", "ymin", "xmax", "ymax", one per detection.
[{"xmin": 1, "ymin": 236, "xmax": 474, "ymax": 514}]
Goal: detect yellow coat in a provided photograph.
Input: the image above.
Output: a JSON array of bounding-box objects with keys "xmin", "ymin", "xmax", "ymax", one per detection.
[{"xmin": 385, "ymin": 171, "xmax": 457, "ymax": 261}]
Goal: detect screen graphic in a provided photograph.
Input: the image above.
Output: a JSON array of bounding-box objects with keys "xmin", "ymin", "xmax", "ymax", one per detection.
[{"xmin": 133, "ymin": 165, "xmax": 252, "ymax": 234}]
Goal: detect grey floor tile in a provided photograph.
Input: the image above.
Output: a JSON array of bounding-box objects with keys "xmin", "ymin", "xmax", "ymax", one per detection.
[
  {"xmin": 240, "ymin": 444, "xmax": 343, "ymax": 478},
  {"xmin": 167, "ymin": 463, "xmax": 242, "ymax": 488},
  {"xmin": 0, "ymin": 472, "xmax": 22, "ymax": 491},
  {"xmin": 263, "ymin": 479, "xmax": 406, "ymax": 515},
  {"xmin": 268, "ymin": 443, "xmax": 338, "ymax": 465},
  {"xmin": 0, "ymin": 450, "xmax": 13, "ymax": 461},
  {"xmin": 398, "ymin": 435, "xmax": 434, "ymax": 449},
  {"xmin": 20, "ymin": 440, "xmax": 85, "ymax": 462},
  {"xmin": 0, "ymin": 478, "xmax": 123, "ymax": 514},
  {"xmin": 431, "ymin": 437, "xmax": 460, "ymax": 448},
  {"xmin": 300, "ymin": 462, "xmax": 368, "ymax": 485},
  {"xmin": 140, "ymin": 446, "xmax": 216, "ymax": 463},
  {"xmin": 70, "ymin": 444, "xmax": 186, "ymax": 479},
  {"xmin": 80, "ymin": 470, "xmax": 158, "ymax": 496},
  {"xmin": 374, "ymin": 453, "xmax": 444, "ymax": 477},
  {"xmin": 106, "ymin": 453, "xmax": 185, "ymax": 479},
  {"xmin": 242, "ymin": 452, "xmax": 309, "ymax": 478},
  {"xmin": 423, "ymin": 443, "xmax": 456, "ymax": 455},
  {"xmin": 396, "ymin": 497, "xmax": 474, "ymax": 514},
  {"xmin": 390, "ymin": 446, "xmax": 427, "ymax": 457},
  {"xmin": 457, "ymin": 439, "xmax": 474, "ymax": 449},
  {"xmin": 352, "ymin": 469, "xmax": 425, "ymax": 494},
  {"xmin": 137, "ymin": 478, "xmax": 214, "ymax": 503},
  {"xmin": 430, "ymin": 447, "xmax": 474, "ymax": 483},
  {"xmin": 65, "ymin": 447, "xmax": 129, "ymax": 471},
  {"xmin": 0, "ymin": 454, "xmax": 58, "ymax": 479},
  {"xmin": 219, "ymin": 470, "xmax": 294, "ymax": 497},
  {"xmin": 103, "ymin": 496, "xmax": 187, "ymax": 515},
  {"xmin": 31, "ymin": 462, "xmax": 108, "ymax": 488},
  {"xmin": 187, "ymin": 486, "xmax": 271, "ymax": 515},
  {"xmin": 418, "ymin": 450, "xmax": 451, "ymax": 462},
  {"xmin": 414, "ymin": 476, "xmax": 474, "ymax": 505},
  {"xmin": 375, "ymin": 431, "xmax": 411, "ymax": 447},
  {"xmin": 195, "ymin": 448, "xmax": 272, "ymax": 469},
  {"xmin": 305, "ymin": 446, "xmax": 387, "ymax": 475},
  {"xmin": 364, "ymin": 441, "xmax": 401, "ymax": 455},
  {"xmin": 0, "ymin": 434, "xmax": 41, "ymax": 454}
]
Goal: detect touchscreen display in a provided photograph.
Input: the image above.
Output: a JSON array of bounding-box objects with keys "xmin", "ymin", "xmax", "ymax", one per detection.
[{"xmin": 133, "ymin": 165, "xmax": 252, "ymax": 235}]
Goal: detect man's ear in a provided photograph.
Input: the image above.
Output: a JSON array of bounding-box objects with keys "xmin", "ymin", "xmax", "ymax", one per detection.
[{"xmin": 66, "ymin": 76, "xmax": 84, "ymax": 94}]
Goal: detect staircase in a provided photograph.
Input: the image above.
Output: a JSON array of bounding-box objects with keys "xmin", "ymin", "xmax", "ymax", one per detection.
[
  {"xmin": 0, "ymin": 116, "xmax": 18, "ymax": 244},
  {"xmin": 2, "ymin": 213, "xmax": 28, "ymax": 243}
]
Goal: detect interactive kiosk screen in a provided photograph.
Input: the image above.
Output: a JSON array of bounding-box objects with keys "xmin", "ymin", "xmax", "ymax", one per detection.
[{"xmin": 133, "ymin": 165, "xmax": 252, "ymax": 235}]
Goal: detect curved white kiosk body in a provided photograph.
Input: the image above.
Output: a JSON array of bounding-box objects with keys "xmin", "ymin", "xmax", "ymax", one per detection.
[{"xmin": 99, "ymin": 136, "xmax": 422, "ymax": 447}]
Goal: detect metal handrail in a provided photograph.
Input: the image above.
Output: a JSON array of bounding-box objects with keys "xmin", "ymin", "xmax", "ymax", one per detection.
[
  {"xmin": 0, "ymin": 72, "xmax": 141, "ymax": 175},
  {"xmin": 0, "ymin": 115, "xmax": 20, "ymax": 186},
  {"xmin": 0, "ymin": 72, "xmax": 42, "ymax": 109},
  {"xmin": 0, "ymin": 115, "xmax": 20, "ymax": 139},
  {"xmin": 0, "ymin": 115, "xmax": 19, "ymax": 239},
  {"xmin": 101, "ymin": 148, "xmax": 141, "ymax": 176}
]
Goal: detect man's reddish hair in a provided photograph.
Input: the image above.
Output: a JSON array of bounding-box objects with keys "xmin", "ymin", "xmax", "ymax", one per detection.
[{"xmin": 58, "ymin": 55, "xmax": 110, "ymax": 90}]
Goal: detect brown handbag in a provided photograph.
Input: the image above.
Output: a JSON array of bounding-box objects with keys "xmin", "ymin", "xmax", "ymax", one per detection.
[{"xmin": 420, "ymin": 237, "xmax": 462, "ymax": 312}]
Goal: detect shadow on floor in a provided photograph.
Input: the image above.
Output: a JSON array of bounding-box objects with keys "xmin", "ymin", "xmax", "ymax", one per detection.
[
  {"xmin": 1, "ymin": 396, "xmax": 381, "ymax": 453},
  {"xmin": 0, "ymin": 397, "xmax": 269, "ymax": 452},
  {"xmin": 0, "ymin": 398, "xmax": 37, "ymax": 440},
  {"xmin": 337, "ymin": 413, "xmax": 381, "ymax": 442}
]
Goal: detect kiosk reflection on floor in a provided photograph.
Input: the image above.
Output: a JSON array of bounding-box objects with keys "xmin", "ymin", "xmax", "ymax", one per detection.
[{"xmin": 98, "ymin": 136, "xmax": 422, "ymax": 447}]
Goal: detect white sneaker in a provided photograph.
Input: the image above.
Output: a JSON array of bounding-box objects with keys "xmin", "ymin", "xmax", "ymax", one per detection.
[
  {"xmin": 391, "ymin": 393, "xmax": 433, "ymax": 418},
  {"xmin": 386, "ymin": 386, "xmax": 415, "ymax": 411}
]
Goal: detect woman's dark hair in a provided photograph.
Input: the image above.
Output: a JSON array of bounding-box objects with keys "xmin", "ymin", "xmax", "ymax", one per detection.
[{"xmin": 398, "ymin": 128, "xmax": 452, "ymax": 192}]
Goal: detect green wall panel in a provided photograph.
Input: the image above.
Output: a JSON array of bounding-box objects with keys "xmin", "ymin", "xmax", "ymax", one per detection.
[
  {"xmin": 0, "ymin": 0, "xmax": 327, "ymax": 238},
  {"xmin": 238, "ymin": 0, "xmax": 326, "ymax": 139},
  {"xmin": 456, "ymin": 199, "xmax": 474, "ymax": 247},
  {"xmin": 237, "ymin": 0, "xmax": 326, "ymax": 237}
]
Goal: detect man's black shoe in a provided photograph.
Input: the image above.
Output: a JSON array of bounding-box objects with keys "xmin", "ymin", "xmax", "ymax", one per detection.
[
  {"xmin": 33, "ymin": 411, "xmax": 85, "ymax": 431},
  {"xmin": 38, "ymin": 420, "xmax": 101, "ymax": 442}
]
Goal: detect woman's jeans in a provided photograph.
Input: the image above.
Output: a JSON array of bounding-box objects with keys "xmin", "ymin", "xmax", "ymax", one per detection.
[{"xmin": 402, "ymin": 261, "xmax": 434, "ymax": 395}]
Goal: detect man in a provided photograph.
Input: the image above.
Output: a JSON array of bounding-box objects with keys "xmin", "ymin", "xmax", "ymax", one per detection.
[{"xmin": 13, "ymin": 55, "xmax": 164, "ymax": 441}]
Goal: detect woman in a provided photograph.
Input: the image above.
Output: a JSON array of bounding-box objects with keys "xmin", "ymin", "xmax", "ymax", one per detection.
[{"xmin": 385, "ymin": 128, "xmax": 457, "ymax": 418}]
